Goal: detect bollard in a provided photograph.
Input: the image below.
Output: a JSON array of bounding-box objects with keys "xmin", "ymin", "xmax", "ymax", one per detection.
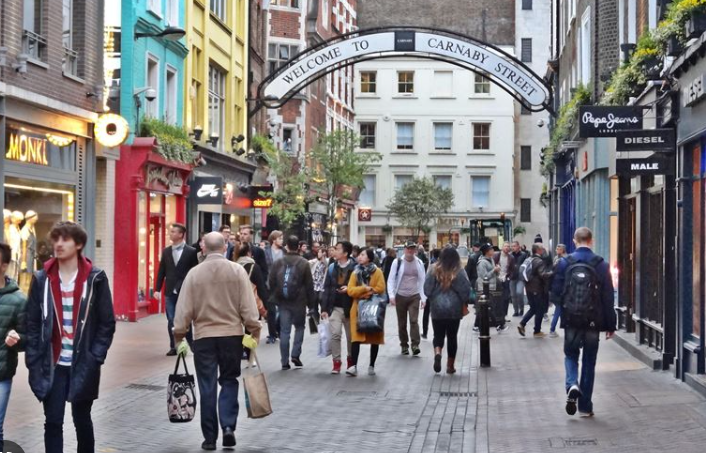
[{"xmin": 478, "ymin": 277, "xmax": 491, "ymax": 367}]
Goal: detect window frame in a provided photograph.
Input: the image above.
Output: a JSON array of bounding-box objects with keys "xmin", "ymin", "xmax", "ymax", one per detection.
[
  {"xmin": 360, "ymin": 71, "xmax": 377, "ymax": 94},
  {"xmin": 520, "ymin": 145, "xmax": 532, "ymax": 170},
  {"xmin": 520, "ymin": 198, "xmax": 532, "ymax": 222},
  {"xmin": 472, "ymin": 123, "xmax": 491, "ymax": 150},
  {"xmin": 522, "ymin": 0, "xmax": 533, "ymax": 10},
  {"xmin": 210, "ymin": 0, "xmax": 227, "ymax": 23},
  {"xmin": 274, "ymin": 0, "xmax": 300, "ymax": 8},
  {"xmin": 145, "ymin": 53, "xmax": 161, "ymax": 119},
  {"xmin": 359, "ymin": 122, "xmax": 377, "ymax": 149},
  {"xmin": 166, "ymin": 0, "xmax": 179, "ymax": 26},
  {"xmin": 165, "ymin": 65, "xmax": 178, "ymax": 125},
  {"xmin": 397, "ymin": 71, "xmax": 415, "ymax": 94},
  {"xmin": 433, "ymin": 122, "xmax": 453, "ymax": 151},
  {"xmin": 360, "ymin": 174, "xmax": 376, "ymax": 207},
  {"xmin": 474, "ymin": 74, "xmax": 491, "ymax": 95},
  {"xmin": 208, "ymin": 64, "xmax": 226, "ymax": 149},
  {"xmin": 471, "ymin": 176, "xmax": 491, "ymax": 209},
  {"xmin": 433, "ymin": 175, "xmax": 453, "ymax": 190},
  {"xmin": 521, "ymin": 38, "xmax": 533, "ymax": 63},
  {"xmin": 396, "ymin": 122, "xmax": 415, "ymax": 150},
  {"xmin": 395, "ymin": 175, "xmax": 414, "ymax": 191},
  {"xmin": 268, "ymin": 42, "xmax": 300, "ymax": 75}
]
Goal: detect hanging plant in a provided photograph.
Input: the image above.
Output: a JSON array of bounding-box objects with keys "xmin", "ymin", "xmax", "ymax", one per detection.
[{"xmin": 542, "ymin": 84, "xmax": 591, "ymax": 176}]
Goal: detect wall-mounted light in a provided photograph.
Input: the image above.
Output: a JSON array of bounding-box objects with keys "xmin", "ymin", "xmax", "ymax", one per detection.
[
  {"xmin": 231, "ymin": 134, "xmax": 245, "ymax": 147},
  {"xmin": 235, "ymin": 147, "xmax": 246, "ymax": 156},
  {"xmin": 189, "ymin": 125, "xmax": 203, "ymax": 141},
  {"xmin": 208, "ymin": 133, "xmax": 219, "ymax": 147}
]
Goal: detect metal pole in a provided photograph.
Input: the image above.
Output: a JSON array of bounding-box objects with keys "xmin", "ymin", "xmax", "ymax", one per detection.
[{"xmin": 479, "ymin": 277, "xmax": 491, "ymax": 367}]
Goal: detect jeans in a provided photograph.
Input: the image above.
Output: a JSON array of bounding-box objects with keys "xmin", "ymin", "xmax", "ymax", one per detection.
[
  {"xmin": 329, "ymin": 307, "xmax": 352, "ymax": 361},
  {"xmin": 193, "ymin": 336, "xmax": 243, "ymax": 443},
  {"xmin": 550, "ymin": 304, "xmax": 562, "ymax": 333},
  {"xmin": 564, "ymin": 328, "xmax": 600, "ymax": 413},
  {"xmin": 431, "ymin": 319, "xmax": 461, "ymax": 358},
  {"xmin": 521, "ymin": 292, "xmax": 547, "ymax": 334},
  {"xmin": 0, "ymin": 379, "xmax": 11, "ymax": 442},
  {"xmin": 509, "ymin": 280, "xmax": 526, "ymax": 314},
  {"xmin": 279, "ymin": 305, "xmax": 306, "ymax": 366},
  {"xmin": 266, "ymin": 300, "xmax": 280, "ymax": 339},
  {"xmin": 395, "ymin": 294, "xmax": 421, "ymax": 348},
  {"xmin": 43, "ymin": 365, "xmax": 94, "ymax": 453},
  {"xmin": 166, "ymin": 293, "xmax": 193, "ymax": 350}
]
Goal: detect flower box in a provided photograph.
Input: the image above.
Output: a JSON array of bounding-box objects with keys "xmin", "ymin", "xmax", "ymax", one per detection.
[
  {"xmin": 686, "ymin": 11, "xmax": 706, "ymax": 39},
  {"xmin": 666, "ymin": 36, "xmax": 683, "ymax": 57}
]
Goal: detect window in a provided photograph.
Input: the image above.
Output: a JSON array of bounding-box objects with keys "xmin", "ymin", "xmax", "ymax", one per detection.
[
  {"xmin": 433, "ymin": 71, "xmax": 453, "ymax": 97},
  {"xmin": 283, "ymin": 127, "xmax": 294, "ymax": 154},
  {"xmin": 360, "ymin": 71, "xmax": 376, "ymax": 93},
  {"xmin": 146, "ymin": 56, "xmax": 160, "ymax": 118},
  {"xmin": 210, "ymin": 0, "xmax": 227, "ymax": 22},
  {"xmin": 580, "ymin": 8, "xmax": 591, "ymax": 84},
  {"xmin": 522, "ymin": 0, "xmax": 533, "ymax": 9},
  {"xmin": 62, "ymin": 0, "xmax": 78, "ymax": 76},
  {"xmin": 520, "ymin": 146, "xmax": 532, "ymax": 170},
  {"xmin": 521, "ymin": 38, "xmax": 532, "ymax": 62},
  {"xmin": 434, "ymin": 175, "xmax": 452, "ymax": 190},
  {"xmin": 434, "ymin": 123, "xmax": 453, "ymax": 150},
  {"xmin": 521, "ymin": 104, "xmax": 532, "ymax": 115},
  {"xmin": 473, "ymin": 123, "xmax": 490, "ymax": 150},
  {"xmin": 397, "ymin": 71, "xmax": 414, "ymax": 94},
  {"xmin": 395, "ymin": 175, "xmax": 413, "ymax": 190},
  {"xmin": 268, "ymin": 43, "xmax": 299, "ymax": 74},
  {"xmin": 520, "ymin": 199, "xmax": 532, "ymax": 222},
  {"xmin": 359, "ymin": 122, "xmax": 376, "ymax": 149},
  {"xmin": 275, "ymin": 0, "xmax": 299, "ymax": 7},
  {"xmin": 208, "ymin": 65, "xmax": 226, "ymax": 147},
  {"xmin": 166, "ymin": 67, "xmax": 178, "ymax": 124},
  {"xmin": 149, "ymin": 0, "xmax": 162, "ymax": 15},
  {"xmin": 474, "ymin": 74, "xmax": 490, "ymax": 94},
  {"xmin": 471, "ymin": 177, "xmax": 490, "ymax": 208},
  {"xmin": 396, "ymin": 122, "xmax": 414, "ymax": 150},
  {"xmin": 23, "ymin": 0, "xmax": 46, "ymax": 61},
  {"xmin": 166, "ymin": 0, "xmax": 179, "ymax": 25},
  {"xmin": 360, "ymin": 175, "xmax": 376, "ymax": 206}
]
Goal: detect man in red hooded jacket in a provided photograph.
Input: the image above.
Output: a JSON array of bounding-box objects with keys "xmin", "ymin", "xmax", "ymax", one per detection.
[{"xmin": 25, "ymin": 221, "xmax": 115, "ymax": 453}]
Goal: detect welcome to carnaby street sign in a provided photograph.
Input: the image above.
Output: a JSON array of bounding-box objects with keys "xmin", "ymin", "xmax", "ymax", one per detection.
[{"xmin": 259, "ymin": 27, "xmax": 552, "ymax": 111}]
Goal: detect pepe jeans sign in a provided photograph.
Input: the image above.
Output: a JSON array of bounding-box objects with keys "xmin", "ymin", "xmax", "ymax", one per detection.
[
  {"xmin": 191, "ymin": 176, "xmax": 224, "ymax": 205},
  {"xmin": 616, "ymin": 129, "xmax": 675, "ymax": 152},
  {"xmin": 263, "ymin": 30, "xmax": 550, "ymax": 108},
  {"xmin": 579, "ymin": 106, "xmax": 643, "ymax": 137},
  {"xmin": 616, "ymin": 156, "xmax": 675, "ymax": 176}
]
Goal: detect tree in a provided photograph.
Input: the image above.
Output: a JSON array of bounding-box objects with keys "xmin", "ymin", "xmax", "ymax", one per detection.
[
  {"xmin": 386, "ymin": 177, "xmax": 454, "ymax": 238},
  {"xmin": 308, "ymin": 130, "xmax": 381, "ymax": 243}
]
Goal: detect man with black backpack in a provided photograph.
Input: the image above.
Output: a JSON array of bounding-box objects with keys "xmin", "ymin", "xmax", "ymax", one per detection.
[
  {"xmin": 268, "ymin": 235, "xmax": 316, "ymax": 371},
  {"xmin": 551, "ymin": 227, "xmax": 616, "ymax": 418},
  {"xmin": 517, "ymin": 243, "xmax": 553, "ymax": 338}
]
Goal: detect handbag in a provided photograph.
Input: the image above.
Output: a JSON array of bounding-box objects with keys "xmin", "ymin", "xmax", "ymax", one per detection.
[
  {"xmin": 167, "ymin": 354, "xmax": 197, "ymax": 423},
  {"xmin": 247, "ymin": 265, "xmax": 268, "ymax": 318},
  {"xmin": 356, "ymin": 294, "xmax": 387, "ymax": 333},
  {"xmin": 243, "ymin": 352, "xmax": 273, "ymax": 419}
]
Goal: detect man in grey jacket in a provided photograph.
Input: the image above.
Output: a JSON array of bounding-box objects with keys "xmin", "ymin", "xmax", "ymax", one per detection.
[{"xmin": 476, "ymin": 243, "xmax": 509, "ymax": 332}]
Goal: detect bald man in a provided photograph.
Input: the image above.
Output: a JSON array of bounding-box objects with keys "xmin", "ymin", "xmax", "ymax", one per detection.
[{"xmin": 174, "ymin": 232, "xmax": 262, "ymax": 450}]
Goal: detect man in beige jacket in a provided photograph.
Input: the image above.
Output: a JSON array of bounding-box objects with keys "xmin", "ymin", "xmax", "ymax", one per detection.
[{"xmin": 174, "ymin": 232, "xmax": 261, "ymax": 451}]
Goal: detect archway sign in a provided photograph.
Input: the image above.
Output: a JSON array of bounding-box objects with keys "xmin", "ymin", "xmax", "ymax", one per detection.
[{"xmin": 256, "ymin": 27, "xmax": 553, "ymax": 114}]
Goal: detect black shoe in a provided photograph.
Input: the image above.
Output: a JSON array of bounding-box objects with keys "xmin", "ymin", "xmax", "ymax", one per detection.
[
  {"xmin": 291, "ymin": 357, "xmax": 304, "ymax": 369},
  {"xmin": 566, "ymin": 385, "xmax": 581, "ymax": 416},
  {"xmin": 201, "ymin": 441, "xmax": 217, "ymax": 451},
  {"xmin": 412, "ymin": 347, "xmax": 421, "ymax": 356},
  {"xmin": 401, "ymin": 347, "xmax": 409, "ymax": 355},
  {"xmin": 282, "ymin": 364, "xmax": 291, "ymax": 371},
  {"xmin": 433, "ymin": 354, "xmax": 442, "ymax": 373},
  {"xmin": 166, "ymin": 349, "xmax": 177, "ymax": 356},
  {"xmin": 421, "ymin": 333, "xmax": 428, "ymax": 339},
  {"xmin": 223, "ymin": 427, "xmax": 236, "ymax": 448}
]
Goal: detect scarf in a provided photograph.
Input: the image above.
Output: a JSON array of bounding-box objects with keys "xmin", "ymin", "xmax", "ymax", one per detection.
[{"xmin": 354, "ymin": 263, "xmax": 377, "ymax": 286}]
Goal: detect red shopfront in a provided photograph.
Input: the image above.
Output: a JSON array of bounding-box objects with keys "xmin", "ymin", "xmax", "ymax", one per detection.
[{"xmin": 114, "ymin": 138, "xmax": 193, "ymax": 322}]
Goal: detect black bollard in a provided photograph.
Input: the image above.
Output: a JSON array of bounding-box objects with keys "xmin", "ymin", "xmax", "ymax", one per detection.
[{"xmin": 479, "ymin": 278, "xmax": 491, "ymax": 367}]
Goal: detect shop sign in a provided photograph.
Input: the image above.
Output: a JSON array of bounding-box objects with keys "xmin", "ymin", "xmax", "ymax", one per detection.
[
  {"xmin": 682, "ymin": 74, "xmax": 706, "ymax": 107},
  {"xmin": 146, "ymin": 165, "xmax": 184, "ymax": 194},
  {"xmin": 578, "ymin": 106, "xmax": 643, "ymax": 137},
  {"xmin": 95, "ymin": 114, "xmax": 129, "ymax": 148},
  {"xmin": 616, "ymin": 129, "xmax": 675, "ymax": 152},
  {"xmin": 5, "ymin": 131, "xmax": 49, "ymax": 165},
  {"xmin": 358, "ymin": 208, "xmax": 372, "ymax": 222},
  {"xmin": 616, "ymin": 156, "xmax": 675, "ymax": 176},
  {"xmin": 253, "ymin": 197, "xmax": 273, "ymax": 208},
  {"xmin": 191, "ymin": 176, "xmax": 223, "ymax": 204}
]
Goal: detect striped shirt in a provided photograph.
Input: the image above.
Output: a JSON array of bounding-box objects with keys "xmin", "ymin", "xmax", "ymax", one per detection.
[{"xmin": 58, "ymin": 270, "xmax": 79, "ymax": 367}]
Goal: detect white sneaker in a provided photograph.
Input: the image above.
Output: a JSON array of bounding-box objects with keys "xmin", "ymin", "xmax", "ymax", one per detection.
[
  {"xmin": 345, "ymin": 365, "xmax": 358, "ymax": 377},
  {"xmin": 549, "ymin": 331, "xmax": 559, "ymax": 338},
  {"xmin": 368, "ymin": 366, "xmax": 376, "ymax": 376}
]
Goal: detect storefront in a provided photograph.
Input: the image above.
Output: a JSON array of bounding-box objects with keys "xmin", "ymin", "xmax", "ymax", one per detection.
[
  {"xmin": 114, "ymin": 138, "xmax": 192, "ymax": 322},
  {"xmin": 0, "ymin": 100, "xmax": 97, "ymax": 295}
]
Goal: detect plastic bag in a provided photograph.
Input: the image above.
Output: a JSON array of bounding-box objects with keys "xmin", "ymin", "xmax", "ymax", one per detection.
[
  {"xmin": 356, "ymin": 295, "xmax": 387, "ymax": 333},
  {"xmin": 317, "ymin": 319, "xmax": 332, "ymax": 358}
]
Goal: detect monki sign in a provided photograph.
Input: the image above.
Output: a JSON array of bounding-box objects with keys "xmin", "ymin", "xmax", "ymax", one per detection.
[{"xmin": 5, "ymin": 132, "xmax": 49, "ymax": 166}]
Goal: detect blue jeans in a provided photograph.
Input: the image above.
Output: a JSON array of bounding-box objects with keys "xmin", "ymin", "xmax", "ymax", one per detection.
[
  {"xmin": 564, "ymin": 328, "xmax": 600, "ymax": 413},
  {"xmin": 278, "ymin": 305, "xmax": 306, "ymax": 366},
  {"xmin": 0, "ymin": 379, "xmax": 12, "ymax": 442},
  {"xmin": 166, "ymin": 293, "xmax": 192, "ymax": 349},
  {"xmin": 43, "ymin": 365, "xmax": 94, "ymax": 453},
  {"xmin": 550, "ymin": 304, "xmax": 562, "ymax": 333},
  {"xmin": 193, "ymin": 336, "xmax": 242, "ymax": 443},
  {"xmin": 521, "ymin": 292, "xmax": 547, "ymax": 333}
]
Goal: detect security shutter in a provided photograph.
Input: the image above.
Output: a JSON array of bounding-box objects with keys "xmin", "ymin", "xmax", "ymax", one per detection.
[{"xmin": 521, "ymin": 38, "xmax": 532, "ymax": 62}]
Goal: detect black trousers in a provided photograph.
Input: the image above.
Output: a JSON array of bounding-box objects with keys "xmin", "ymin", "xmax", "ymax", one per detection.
[
  {"xmin": 431, "ymin": 319, "xmax": 461, "ymax": 358},
  {"xmin": 422, "ymin": 301, "xmax": 431, "ymax": 336}
]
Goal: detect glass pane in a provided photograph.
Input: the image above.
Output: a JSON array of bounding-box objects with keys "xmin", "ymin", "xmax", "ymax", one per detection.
[
  {"xmin": 138, "ymin": 191, "xmax": 147, "ymax": 304},
  {"xmin": 434, "ymin": 176, "xmax": 452, "ymax": 189},
  {"xmin": 279, "ymin": 46, "xmax": 289, "ymax": 60},
  {"xmin": 435, "ymin": 123, "xmax": 452, "ymax": 149}
]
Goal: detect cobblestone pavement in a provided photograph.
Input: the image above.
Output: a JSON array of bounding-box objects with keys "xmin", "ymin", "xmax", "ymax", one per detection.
[{"xmin": 5, "ymin": 307, "xmax": 706, "ymax": 453}]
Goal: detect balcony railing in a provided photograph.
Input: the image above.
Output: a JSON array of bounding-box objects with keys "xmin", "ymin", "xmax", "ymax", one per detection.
[
  {"xmin": 63, "ymin": 47, "xmax": 79, "ymax": 77},
  {"xmin": 22, "ymin": 30, "xmax": 47, "ymax": 61}
]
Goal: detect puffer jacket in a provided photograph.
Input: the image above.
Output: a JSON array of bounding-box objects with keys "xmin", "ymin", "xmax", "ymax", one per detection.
[
  {"xmin": 476, "ymin": 256, "xmax": 500, "ymax": 292},
  {"xmin": 0, "ymin": 278, "xmax": 27, "ymax": 381},
  {"xmin": 423, "ymin": 268, "xmax": 472, "ymax": 320}
]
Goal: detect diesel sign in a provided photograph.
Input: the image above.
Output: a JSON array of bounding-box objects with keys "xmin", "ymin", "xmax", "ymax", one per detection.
[{"xmin": 616, "ymin": 129, "xmax": 675, "ymax": 152}]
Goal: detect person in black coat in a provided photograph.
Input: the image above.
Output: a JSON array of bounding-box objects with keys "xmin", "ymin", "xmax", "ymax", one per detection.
[
  {"xmin": 238, "ymin": 225, "xmax": 269, "ymax": 281},
  {"xmin": 154, "ymin": 223, "xmax": 199, "ymax": 355},
  {"xmin": 381, "ymin": 247, "xmax": 398, "ymax": 282}
]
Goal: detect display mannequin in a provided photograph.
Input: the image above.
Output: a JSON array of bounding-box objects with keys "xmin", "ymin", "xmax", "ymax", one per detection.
[
  {"xmin": 8, "ymin": 211, "xmax": 23, "ymax": 281},
  {"xmin": 20, "ymin": 210, "xmax": 38, "ymax": 290}
]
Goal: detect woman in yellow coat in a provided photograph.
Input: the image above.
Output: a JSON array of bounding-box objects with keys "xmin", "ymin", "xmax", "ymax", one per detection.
[{"xmin": 346, "ymin": 248, "xmax": 386, "ymax": 377}]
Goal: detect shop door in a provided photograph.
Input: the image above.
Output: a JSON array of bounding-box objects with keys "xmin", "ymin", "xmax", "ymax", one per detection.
[
  {"xmin": 149, "ymin": 215, "xmax": 165, "ymax": 315},
  {"xmin": 619, "ymin": 197, "xmax": 637, "ymax": 332}
]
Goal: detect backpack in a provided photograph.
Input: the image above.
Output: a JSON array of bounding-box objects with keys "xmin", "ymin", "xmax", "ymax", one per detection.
[
  {"xmin": 561, "ymin": 255, "xmax": 603, "ymax": 329},
  {"xmin": 277, "ymin": 260, "xmax": 301, "ymax": 302},
  {"xmin": 519, "ymin": 258, "xmax": 534, "ymax": 283}
]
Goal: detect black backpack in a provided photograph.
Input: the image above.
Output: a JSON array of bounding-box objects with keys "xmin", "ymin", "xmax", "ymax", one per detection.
[
  {"xmin": 561, "ymin": 255, "xmax": 603, "ymax": 329},
  {"xmin": 277, "ymin": 259, "xmax": 301, "ymax": 302}
]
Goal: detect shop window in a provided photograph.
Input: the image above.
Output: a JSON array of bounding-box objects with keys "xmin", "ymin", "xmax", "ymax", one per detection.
[
  {"xmin": 23, "ymin": 0, "xmax": 47, "ymax": 61},
  {"xmin": 396, "ymin": 122, "xmax": 414, "ymax": 150},
  {"xmin": 473, "ymin": 123, "xmax": 491, "ymax": 150},
  {"xmin": 359, "ymin": 122, "xmax": 376, "ymax": 149},
  {"xmin": 521, "ymin": 146, "xmax": 532, "ymax": 170},
  {"xmin": 471, "ymin": 176, "xmax": 490, "ymax": 208},
  {"xmin": 474, "ymin": 74, "xmax": 490, "ymax": 94},
  {"xmin": 359, "ymin": 175, "xmax": 376, "ymax": 207},
  {"xmin": 397, "ymin": 71, "xmax": 414, "ymax": 94},
  {"xmin": 360, "ymin": 71, "xmax": 376, "ymax": 93},
  {"xmin": 693, "ymin": 144, "xmax": 703, "ymax": 338},
  {"xmin": 434, "ymin": 123, "xmax": 453, "ymax": 150},
  {"xmin": 5, "ymin": 122, "xmax": 77, "ymax": 171}
]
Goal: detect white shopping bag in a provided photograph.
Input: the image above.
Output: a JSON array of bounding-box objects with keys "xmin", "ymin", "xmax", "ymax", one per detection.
[{"xmin": 317, "ymin": 319, "xmax": 332, "ymax": 358}]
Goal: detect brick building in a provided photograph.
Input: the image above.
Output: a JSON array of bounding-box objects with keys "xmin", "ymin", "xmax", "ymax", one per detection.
[{"xmin": 0, "ymin": 0, "xmax": 113, "ymax": 289}]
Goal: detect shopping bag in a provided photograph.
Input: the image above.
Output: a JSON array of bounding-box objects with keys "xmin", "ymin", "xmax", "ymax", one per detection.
[
  {"xmin": 356, "ymin": 295, "xmax": 387, "ymax": 333},
  {"xmin": 167, "ymin": 354, "xmax": 197, "ymax": 423},
  {"xmin": 317, "ymin": 319, "xmax": 332, "ymax": 358},
  {"xmin": 243, "ymin": 352, "xmax": 273, "ymax": 419},
  {"xmin": 308, "ymin": 311, "xmax": 320, "ymax": 335}
]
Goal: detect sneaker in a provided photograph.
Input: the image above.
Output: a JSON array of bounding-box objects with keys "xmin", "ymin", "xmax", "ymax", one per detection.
[
  {"xmin": 533, "ymin": 332, "xmax": 546, "ymax": 338},
  {"xmin": 222, "ymin": 427, "xmax": 236, "ymax": 447},
  {"xmin": 497, "ymin": 325, "xmax": 510, "ymax": 333},
  {"xmin": 401, "ymin": 347, "xmax": 410, "ymax": 355},
  {"xmin": 201, "ymin": 441, "xmax": 217, "ymax": 451},
  {"xmin": 566, "ymin": 385, "xmax": 581, "ymax": 416},
  {"xmin": 331, "ymin": 360, "xmax": 342, "ymax": 375},
  {"xmin": 412, "ymin": 347, "xmax": 421, "ymax": 356},
  {"xmin": 266, "ymin": 336, "xmax": 276, "ymax": 344},
  {"xmin": 345, "ymin": 365, "xmax": 358, "ymax": 376},
  {"xmin": 543, "ymin": 313, "xmax": 549, "ymax": 321},
  {"xmin": 421, "ymin": 333, "xmax": 428, "ymax": 339},
  {"xmin": 517, "ymin": 324, "xmax": 526, "ymax": 337},
  {"xmin": 579, "ymin": 411, "xmax": 595, "ymax": 418},
  {"xmin": 281, "ymin": 364, "xmax": 291, "ymax": 371},
  {"xmin": 368, "ymin": 366, "xmax": 376, "ymax": 376},
  {"xmin": 166, "ymin": 349, "xmax": 177, "ymax": 356},
  {"xmin": 291, "ymin": 357, "xmax": 304, "ymax": 369},
  {"xmin": 549, "ymin": 331, "xmax": 559, "ymax": 338},
  {"xmin": 433, "ymin": 354, "xmax": 442, "ymax": 373}
]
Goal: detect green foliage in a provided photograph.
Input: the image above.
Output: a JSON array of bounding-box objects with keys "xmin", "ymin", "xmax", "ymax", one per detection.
[
  {"xmin": 513, "ymin": 226, "xmax": 527, "ymax": 238},
  {"xmin": 251, "ymin": 133, "xmax": 277, "ymax": 155},
  {"xmin": 139, "ymin": 117, "xmax": 194, "ymax": 164},
  {"xmin": 386, "ymin": 177, "xmax": 454, "ymax": 238},
  {"xmin": 542, "ymin": 84, "xmax": 591, "ymax": 175}
]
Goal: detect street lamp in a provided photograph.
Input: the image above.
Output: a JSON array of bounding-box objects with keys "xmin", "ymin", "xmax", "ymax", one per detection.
[{"xmin": 134, "ymin": 26, "xmax": 186, "ymax": 41}]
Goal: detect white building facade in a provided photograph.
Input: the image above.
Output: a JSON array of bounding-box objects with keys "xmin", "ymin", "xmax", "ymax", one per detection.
[
  {"xmin": 514, "ymin": 0, "xmax": 552, "ymax": 244},
  {"xmin": 351, "ymin": 58, "xmax": 516, "ymax": 248}
]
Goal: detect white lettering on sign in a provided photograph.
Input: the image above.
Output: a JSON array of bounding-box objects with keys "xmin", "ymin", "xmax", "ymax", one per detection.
[
  {"xmin": 625, "ymin": 137, "xmax": 666, "ymax": 144},
  {"xmin": 197, "ymin": 184, "xmax": 220, "ymax": 198},
  {"xmin": 630, "ymin": 162, "xmax": 660, "ymax": 170},
  {"xmin": 582, "ymin": 112, "xmax": 641, "ymax": 130},
  {"xmin": 683, "ymin": 74, "xmax": 706, "ymax": 107}
]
